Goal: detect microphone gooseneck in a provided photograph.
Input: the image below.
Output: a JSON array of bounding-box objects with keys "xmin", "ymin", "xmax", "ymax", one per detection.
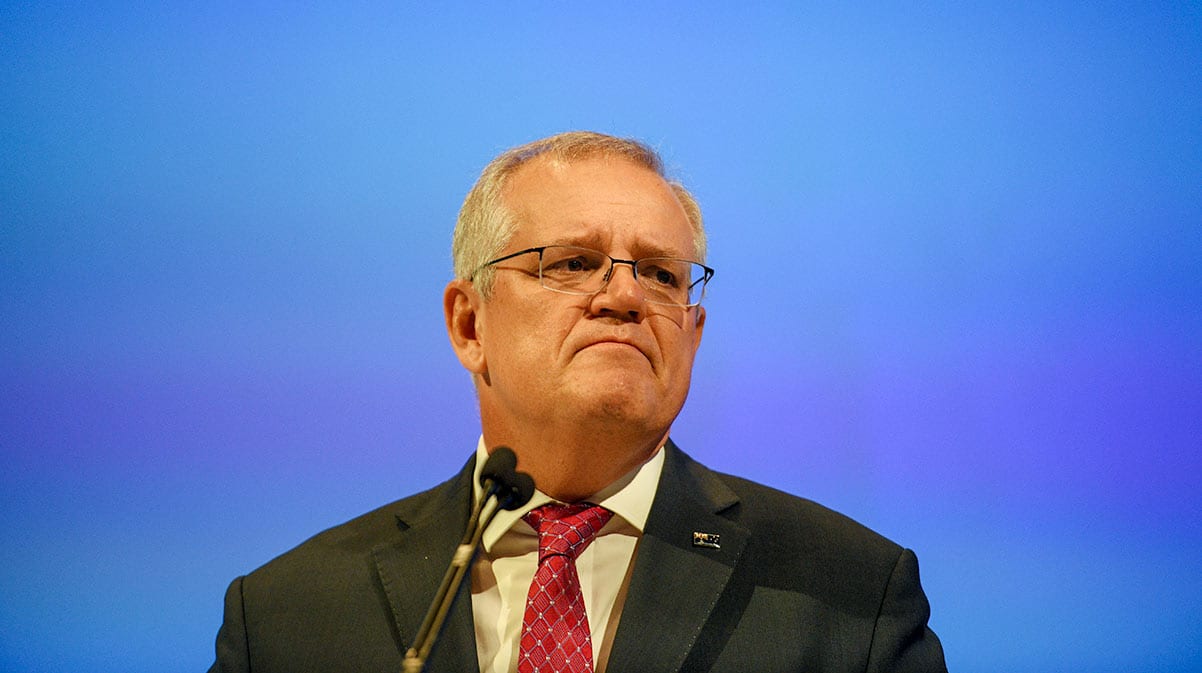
[{"xmin": 402, "ymin": 446, "xmax": 535, "ymax": 673}]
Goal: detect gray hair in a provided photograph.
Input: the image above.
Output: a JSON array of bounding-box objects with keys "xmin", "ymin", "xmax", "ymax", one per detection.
[{"xmin": 452, "ymin": 131, "xmax": 706, "ymax": 297}]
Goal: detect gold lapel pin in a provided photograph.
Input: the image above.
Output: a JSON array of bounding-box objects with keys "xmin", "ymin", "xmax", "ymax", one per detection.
[{"xmin": 692, "ymin": 532, "xmax": 721, "ymax": 549}]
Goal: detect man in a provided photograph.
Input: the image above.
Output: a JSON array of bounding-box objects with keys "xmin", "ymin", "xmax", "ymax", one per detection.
[{"xmin": 209, "ymin": 131, "xmax": 947, "ymax": 672}]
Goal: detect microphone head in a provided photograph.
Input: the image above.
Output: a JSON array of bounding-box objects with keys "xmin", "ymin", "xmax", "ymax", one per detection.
[
  {"xmin": 480, "ymin": 446, "xmax": 535, "ymax": 511},
  {"xmin": 480, "ymin": 446, "xmax": 518, "ymax": 486},
  {"xmin": 498, "ymin": 472, "xmax": 536, "ymax": 511}
]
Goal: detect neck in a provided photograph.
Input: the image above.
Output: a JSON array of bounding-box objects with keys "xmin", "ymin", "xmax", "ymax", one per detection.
[{"xmin": 481, "ymin": 420, "xmax": 668, "ymax": 502}]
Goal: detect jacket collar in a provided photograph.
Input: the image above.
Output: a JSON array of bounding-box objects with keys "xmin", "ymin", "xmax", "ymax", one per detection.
[
  {"xmin": 605, "ymin": 440, "xmax": 749, "ymax": 672},
  {"xmin": 371, "ymin": 441, "xmax": 747, "ymax": 673},
  {"xmin": 372, "ymin": 455, "xmax": 480, "ymax": 671}
]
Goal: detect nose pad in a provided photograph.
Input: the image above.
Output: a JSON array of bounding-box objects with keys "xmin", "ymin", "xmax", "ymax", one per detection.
[
  {"xmin": 592, "ymin": 260, "xmax": 645, "ymax": 315},
  {"xmin": 601, "ymin": 261, "xmax": 642, "ymax": 295}
]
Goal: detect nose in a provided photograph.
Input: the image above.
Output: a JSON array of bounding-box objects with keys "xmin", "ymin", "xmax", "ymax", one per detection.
[{"xmin": 589, "ymin": 260, "xmax": 644, "ymax": 320}]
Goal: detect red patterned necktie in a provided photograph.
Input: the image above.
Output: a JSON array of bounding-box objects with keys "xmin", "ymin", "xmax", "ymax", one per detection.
[{"xmin": 517, "ymin": 503, "xmax": 614, "ymax": 673}]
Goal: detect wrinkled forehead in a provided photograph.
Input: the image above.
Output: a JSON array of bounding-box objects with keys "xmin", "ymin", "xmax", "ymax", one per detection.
[{"xmin": 502, "ymin": 155, "xmax": 696, "ymax": 259}]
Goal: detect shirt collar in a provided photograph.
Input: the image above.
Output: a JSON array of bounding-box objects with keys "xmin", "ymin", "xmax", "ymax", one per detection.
[{"xmin": 471, "ymin": 435, "xmax": 665, "ymax": 552}]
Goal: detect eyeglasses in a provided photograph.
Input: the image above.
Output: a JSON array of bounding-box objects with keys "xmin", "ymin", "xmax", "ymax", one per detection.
[{"xmin": 473, "ymin": 245, "xmax": 714, "ymax": 308}]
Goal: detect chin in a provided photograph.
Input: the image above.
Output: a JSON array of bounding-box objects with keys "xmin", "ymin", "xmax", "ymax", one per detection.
[
  {"xmin": 560, "ymin": 365, "xmax": 678, "ymax": 422},
  {"xmin": 561, "ymin": 379, "xmax": 650, "ymax": 420},
  {"xmin": 595, "ymin": 391, "xmax": 677, "ymax": 436},
  {"xmin": 596, "ymin": 397, "xmax": 650, "ymax": 423}
]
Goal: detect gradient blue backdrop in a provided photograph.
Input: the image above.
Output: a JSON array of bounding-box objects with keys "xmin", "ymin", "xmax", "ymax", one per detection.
[{"xmin": 2, "ymin": 3, "xmax": 1200, "ymax": 672}]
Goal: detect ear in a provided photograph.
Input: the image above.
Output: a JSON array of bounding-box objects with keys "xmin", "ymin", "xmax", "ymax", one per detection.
[
  {"xmin": 691, "ymin": 305, "xmax": 706, "ymax": 355},
  {"xmin": 444, "ymin": 279, "xmax": 488, "ymax": 375}
]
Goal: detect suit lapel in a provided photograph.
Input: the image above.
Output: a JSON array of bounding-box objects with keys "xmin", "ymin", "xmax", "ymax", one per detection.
[
  {"xmin": 369, "ymin": 444, "xmax": 746, "ymax": 672},
  {"xmin": 605, "ymin": 442, "xmax": 749, "ymax": 672},
  {"xmin": 372, "ymin": 458, "xmax": 481, "ymax": 672}
]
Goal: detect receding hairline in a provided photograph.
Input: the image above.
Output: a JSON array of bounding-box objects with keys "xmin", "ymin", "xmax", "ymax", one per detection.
[
  {"xmin": 494, "ymin": 131, "xmax": 666, "ymax": 177},
  {"xmin": 491, "ymin": 149, "xmax": 706, "ymax": 260},
  {"xmin": 452, "ymin": 131, "xmax": 707, "ymax": 293},
  {"xmin": 506, "ymin": 150, "xmax": 680, "ymax": 206}
]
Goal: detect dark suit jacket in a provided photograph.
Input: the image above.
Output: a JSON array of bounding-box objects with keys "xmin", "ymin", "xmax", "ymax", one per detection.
[{"xmin": 210, "ymin": 441, "xmax": 946, "ymax": 672}]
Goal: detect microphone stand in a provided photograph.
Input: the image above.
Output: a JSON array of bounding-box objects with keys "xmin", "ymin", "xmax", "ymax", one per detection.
[{"xmin": 403, "ymin": 448, "xmax": 534, "ymax": 673}]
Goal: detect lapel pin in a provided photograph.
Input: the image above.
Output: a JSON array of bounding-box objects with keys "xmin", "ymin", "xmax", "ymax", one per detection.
[{"xmin": 692, "ymin": 531, "xmax": 721, "ymax": 549}]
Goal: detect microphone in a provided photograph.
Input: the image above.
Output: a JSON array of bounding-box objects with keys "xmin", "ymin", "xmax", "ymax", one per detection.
[
  {"xmin": 403, "ymin": 447, "xmax": 534, "ymax": 672},
  {"xmin": 480, "ymin": 446, "xmax": 533, "ymax": 511}
]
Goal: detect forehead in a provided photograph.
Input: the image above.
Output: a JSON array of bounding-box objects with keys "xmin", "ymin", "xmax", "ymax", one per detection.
[{"xmin": 501, "ymin": 155, "xmax": 696, "ymax": 257}]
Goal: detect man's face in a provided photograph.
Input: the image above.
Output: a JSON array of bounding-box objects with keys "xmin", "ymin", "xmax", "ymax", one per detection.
[{"xmin": 471, "ymin": 155, "xmax": 706, "ymax": 442}]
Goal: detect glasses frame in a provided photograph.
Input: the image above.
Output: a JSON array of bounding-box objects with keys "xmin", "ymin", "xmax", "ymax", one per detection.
[{"xmin": 473, "ymin": 245, "xmax": 715, "ymax": 308}]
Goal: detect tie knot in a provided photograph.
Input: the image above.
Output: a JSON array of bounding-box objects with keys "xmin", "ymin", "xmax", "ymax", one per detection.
[{"xmin": 524, "ymin": 503, "xmax": 613, "ymax": 562}]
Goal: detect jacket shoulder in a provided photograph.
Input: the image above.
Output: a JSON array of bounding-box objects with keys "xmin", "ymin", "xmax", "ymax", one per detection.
[
  {"xmin": 669, "ymin": 443, "xmax": 902, "ymax": 557},
  {"xmin": 666, "ymin": 444, "xmax": 909, "ymax": 606},
  {"xmin": 720, "ymin": 469, "xmax": 902, "ymax": 560}
]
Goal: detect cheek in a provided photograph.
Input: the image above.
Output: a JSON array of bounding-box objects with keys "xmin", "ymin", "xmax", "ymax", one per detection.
[
  {"xmin": 653, "ymin": 322, "xmax": 700, "ymax": 367},
  {"xmin": 493, "ymin": 310, "xmax": 575, "ymax": 368}
]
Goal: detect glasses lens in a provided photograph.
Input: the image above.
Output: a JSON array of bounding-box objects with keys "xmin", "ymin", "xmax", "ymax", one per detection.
[
  {"xmin": 637, "ymin": 258, "xmax": 709, "ymax": 306},
  {"xmin": 539, "ymin": 246, "xmax": 610, "ymax": 293},
  {"xmin": 537, "ymin": 246, "xmax": 710, "ymax": 307}
]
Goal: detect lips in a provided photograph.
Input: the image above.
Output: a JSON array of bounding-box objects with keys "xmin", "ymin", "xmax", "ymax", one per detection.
[
  {"xmin": 584, "ymin": 340, "xmax": 643, "ymax": 352},
  {"xmin": 574, "ymin": 335, "xmax": 653, "ymax": 362}
]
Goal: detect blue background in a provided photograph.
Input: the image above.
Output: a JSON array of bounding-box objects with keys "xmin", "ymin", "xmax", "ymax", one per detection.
[{"xmin": 2, "ymin": 3, "xmax": 1200, "ymax": 672}]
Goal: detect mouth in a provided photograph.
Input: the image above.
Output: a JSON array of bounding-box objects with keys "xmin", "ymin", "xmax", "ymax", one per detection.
[
  {"xmin": 576, "ymin": 338, "xmax": 652, "ymax": 362},
  {"xmin": 583, "ymin": 340, "xmax": 643, "ymax": 351}
]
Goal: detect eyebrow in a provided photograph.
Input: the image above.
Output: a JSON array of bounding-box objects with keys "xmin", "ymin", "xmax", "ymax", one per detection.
[{"xmin": 548, "ymin": 235, "xmax": 689, "ymax": 260}]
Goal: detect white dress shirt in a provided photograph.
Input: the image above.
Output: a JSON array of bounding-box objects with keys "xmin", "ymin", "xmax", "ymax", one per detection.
[{"xmin": 469, "ymin": 437, "xmax": 665, "ymax": 673}]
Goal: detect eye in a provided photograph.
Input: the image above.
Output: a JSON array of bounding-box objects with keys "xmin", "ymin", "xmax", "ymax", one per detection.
[
  {"xmin": 547, "ymin": 255, "xmax": 595, "ymax": 273},
  {"xmin": 641, "ymin": 263, "xmax": 681, "ymax": 288},
  {"xmin": 541, "ymin": 248, "xmax": 607, "ymax": 282},
  {"xmin": 654, "ymin": 269, "xmax": 678, "ymax": 286}
]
